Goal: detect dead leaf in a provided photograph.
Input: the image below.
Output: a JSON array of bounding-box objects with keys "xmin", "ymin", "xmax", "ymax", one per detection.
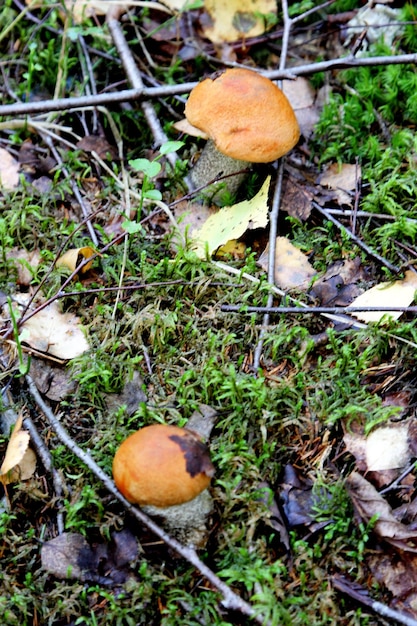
[
  {"xmin": 280, "ymin": 175, "xmax": 313, "ymax": 221},
  {"xmin": 350, "ymin": 270, "xmax": 417, "ymax": 322},
  {"xmin": 203, "ymin": 0, "xmax": 277, "ymax": 43},
  {"xmin": 41, "ymin": 532, "xmax": 96, "ymax": 580},
  {"xmin": 347, "ymin": 471, "xmax": 417, "ymax": 552},
  {"xmin": 366, "ymin": 424, "xmax": 410, "ymax": 472},
  {"xmin": 258, "ymin": 236, "xmax": 316, "ymax": 290},
  {"xmin": 41, "ymin": 530, "xmax": 139, "ymax": 583},
  {"xmin": 173, "ymin": 118, "xmax": 209, "ymax": 139},
  {"xmin": 64, "ymin": 0, "xmax": 129, "ymax": 23},
  {"xmin": 56, "ymin": 247, "xmax": 96, "ymax": 275},
  {"xmin": 29, "ymin": 357, "xmax": 78, "ymax": 401},
  {"xmin": 191, "ymin": 176, "xmax": 270, "ymax": 258},
  {"xmin": 5, "ymin": 248, "xmax": 41, "ymax": 286},
  {"xmin": 368, "ymin": 551, "xmax": 417, "ymax": 619},
  {"xmin": 282, "ymin": 78, "xmax": 320, "ymax": 139},
  {"xmin": 0, "ymin": 414, "xmax": 36, "ymax": 484},
  {"xmin": 5, "ymin": 295, "xmax": 90, "ymax": 360},
  {"xmin": 309, "ymin": 258, "xmax": 367, "ymax": 306},
  {"xmin": 0, "ymin": 148, "xmax": 20, "ymax": 190},
  {"xmin": 318, "ymin": 163, "xmax": 360, "ymax": 208},
  {"xmin": 76, "ymin": 135, "xmax": 118, "ymax": 161}
]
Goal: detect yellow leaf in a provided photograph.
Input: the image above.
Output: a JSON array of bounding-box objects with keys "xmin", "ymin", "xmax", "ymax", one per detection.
[
  {"xmin": 56, "ymin": 247, "xmax": 96, "ymax": 275},
  {"xmin": 0, "ymin": 414, "xmax": 30, "ymax": 483},
  {"xmin": 350, "ymin": 270, "xmax": 417, "ymax": 322},
  {"xmin": 203, "ymin": 0, "xmax": 277, "ymax": 44},
  {"xmin": 258, "ymin": 236, "xmax": 317, "ymax": 290},
  {"xmin": 191, "ymin": 176, "xmax": 270, "ymax": 258}
]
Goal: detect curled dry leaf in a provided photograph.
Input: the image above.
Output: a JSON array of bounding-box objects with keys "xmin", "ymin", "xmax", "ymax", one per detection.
[
  {"xmin": 346, "ymin": 471, "xmax": 417, "ymax": 552},
  {"xmin": 56, "ymin": 246, "xmax": 96, "ymax": 276},
  {"xmin": 0, "ymin": 414, "xmax": 36, "ymax": 485}
]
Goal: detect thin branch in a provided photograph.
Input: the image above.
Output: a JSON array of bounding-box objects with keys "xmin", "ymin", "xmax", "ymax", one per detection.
[
  {"xmin": 0, "ymin": 54, "xmax": 415, "ymax": 117},
  {"xmin": 221, "ymin": 304, "xmax": 417, "ymax": 315},
  {"xmin": 25, "ymin": 373, "xmax": 271, "ymax": 626},
  {"xmin": 332, "ymin": 575, "xmax": 417, "ymax": 626},
  {"xmin": 313, "ymin": 202, "xmax": 400, "ymax": 273}
]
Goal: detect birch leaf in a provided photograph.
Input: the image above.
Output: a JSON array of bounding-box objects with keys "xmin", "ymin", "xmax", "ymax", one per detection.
[
  {"xmin": 258, "ymin": 236, "xmax": 317, "ymax": 290},
  {"xmin": 350, "ymin": 270, "xmax": 417, "ymax": 322},
  {"xmin": 191, "ymin": 176, "xmax": 270, "ymax": 258},
  {"xmin": 203, "ymin": 0, "xmax": 277, "ymax": 43}
]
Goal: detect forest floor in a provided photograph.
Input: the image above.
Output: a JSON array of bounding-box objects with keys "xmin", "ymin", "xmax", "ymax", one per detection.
[{"xmin": 1, "ymin": 1, "xmax": 417, "ymax": 625}]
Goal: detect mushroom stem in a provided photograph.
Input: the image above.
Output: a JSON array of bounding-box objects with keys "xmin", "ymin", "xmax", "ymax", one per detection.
[{"xmin": 190, "ymin": 140, "xmax": 249, "ymax": 205}]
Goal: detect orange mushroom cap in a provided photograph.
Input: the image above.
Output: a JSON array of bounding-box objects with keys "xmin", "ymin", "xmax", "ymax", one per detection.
[
  {"xmin": 112, "ymin": 424, "xmax": 214, "ymax": 508},
  {"xmin": 185, "ymin": 68, "xmax": 300, "ymax": 163}
]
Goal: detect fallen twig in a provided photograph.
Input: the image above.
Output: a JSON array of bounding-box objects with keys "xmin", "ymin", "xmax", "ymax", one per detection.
[
  {"xmin": 332, "ymin": 574, "xmax": 417, "ymax": 626},
  {"xmin": 0, "ymin": 54, "xmax": 415, "ymax": 117}
]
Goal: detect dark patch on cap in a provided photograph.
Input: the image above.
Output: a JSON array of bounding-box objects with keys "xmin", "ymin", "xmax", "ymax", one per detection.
[{"xmin": 170, "ymin": 433, "xmax": 215, "ymax": 479}]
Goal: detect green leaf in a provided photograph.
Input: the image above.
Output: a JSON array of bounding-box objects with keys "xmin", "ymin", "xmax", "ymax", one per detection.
[
  {"xmin": 159, "ymin": 141, "xmax": 184, "ymax": 156},
  {"xmin": 129, "ymin": 159, "xmax": 161, "ymax": 178},
  {"xmin": 144, "ymin": 189, "xmax": 162, "ymax": 201},
  {"xmin": 122, "ymin": 220, "xmax": 144, "ymax": 234}
]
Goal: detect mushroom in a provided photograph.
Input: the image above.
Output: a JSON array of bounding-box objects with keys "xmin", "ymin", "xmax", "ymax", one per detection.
[
  {"xmin": 185, "ymin": 67, "xmax": 300, "ymax": 204},
  {"xmin": 112, "ymin": 423, "xmax": 214, "ymax": 508}
]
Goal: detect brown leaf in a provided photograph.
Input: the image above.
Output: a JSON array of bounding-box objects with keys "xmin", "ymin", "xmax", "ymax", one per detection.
[
  {"xmin": 309, "ymin": 258, "xmax": 367, "ymax": 306},
  {"xmin": 318, "ymin": 163, "xmax": 361, "ymax": 208},
  {"xmin": 41, "ymin": 532, "xmax": 96, "ymax": 580},
  {"xmin": 0, "ymin": 414, "xmax": 36, "ymax": 484},
  {"xmin": 0, "ymin": 148, "xmax": 20, "ymax": 190},
  {"xmin": 258, "ymin": 236, "xmax": 317, "ymax": 290},
  {"xmin": 347, "ymin": 472, "xmax": 417, "ymax": 552},
  {"xmin": 76, "ymin": 135, "xmax": 118, "ymax": 161},
  {"xmin": 280, "ymin": 175, "xmax": 313, "ymax": 221}
]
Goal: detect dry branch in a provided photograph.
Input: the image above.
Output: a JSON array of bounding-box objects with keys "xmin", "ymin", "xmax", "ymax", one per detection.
[{"xmin": 0, "ymin": 54, "xmax": 415, "ymax": 118}]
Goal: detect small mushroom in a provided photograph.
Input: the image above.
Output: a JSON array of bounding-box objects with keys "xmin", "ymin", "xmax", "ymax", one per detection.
[
  {"xmin": 185, "ymin": 67, "xmax": 300, "ymax": 203},
  {"xmin": 112, "ymin": 423, "xmax": 214, "ymax": 508}
]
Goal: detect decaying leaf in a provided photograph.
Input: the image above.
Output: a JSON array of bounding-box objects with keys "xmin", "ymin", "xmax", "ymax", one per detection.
[
  {"xmin": 347, "ymin": 471, "xmax": 417, "ymax": 552},
  {"xmin": 41, "ymin": 532, "xmax": 96, "ymax": 580},
  {"xmin": 6, "ymin": 295, "xmax": 90, "ymax": 360},
  {"xmin": 309, "ymin": 258, "xmax": 367, "ymax": 306},
  {"xmin": 0, "ymin": 414, "xmax": 36, "ymax": 485},
  {"xmin": 280, "ymin": 174, "xmax": 314, "ymax": 221},
  {"xmin": 365, "ymin": 424, "xmax": 410, "ymax": 472},
  {"xmin": 318, "ymin": 163, "xmax": 360, "ymax": 208},
  {"xmin": 41, "ymin": 530, "xmax": 139, "ymax": 583},
  {"xmin": 0, "ymin": 148, "xmax": 20, "ymax": 190},
  {"xmin": 191, "ymin": 176, "xmax": 270, "ymax": 258},
  {"xmin": 203, "ymin": 0, "xmax": 277, "ymax": 44},
  {"xmin": 5, "ymin": 248, "xmax": 41, "ymax": 286},
  {"xmin": 258, "ymin": 236, "xmax": 316, "ymax": 290},
  {"xmin": 350, "ymin": 270, "xmax": 417, "ymax": 323},
  {"xmin": 282, "ymin": 78, "xmax": 320, "ymax": 139},
  {"xmin": 56, "ymin": 247, "xmax": 96, "ymax": 275}
]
